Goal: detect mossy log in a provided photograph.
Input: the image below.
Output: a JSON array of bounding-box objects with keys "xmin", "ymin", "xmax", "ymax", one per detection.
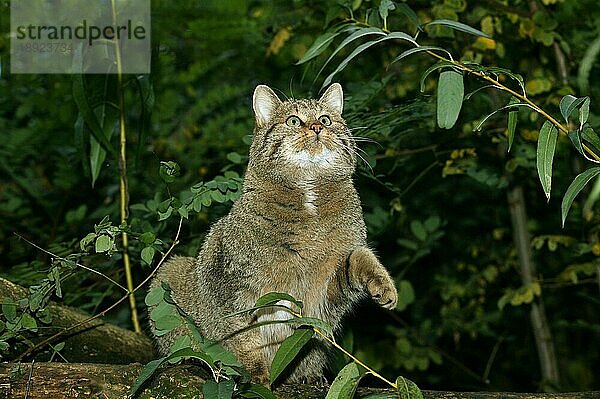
[
  {"xmin": 1, "ymin": 362, "xmax": 598, "ymax": 399},
  {"xmin": 0, "ymin": 277, "xmax": 155, "ymax": 364}
]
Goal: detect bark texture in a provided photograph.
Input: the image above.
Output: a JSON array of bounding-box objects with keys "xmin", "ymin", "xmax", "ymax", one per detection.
[
  {"xmin": 0, "ymin": 277, "xmax": 155, "ymax": 364},
  {"xmin": 1, "ymin": 362, "xmax": 598, "ymax": 399}
]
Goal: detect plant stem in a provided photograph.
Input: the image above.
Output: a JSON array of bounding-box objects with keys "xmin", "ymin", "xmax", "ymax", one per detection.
[
  {"xmin": 288, "ymin": 308, "xmax": 397, "ymax": 388},
  {"xmin": 14, "ymin": 217, "xmax": 185, "ymax": 362},
  {"xmin": 111, "ymin": 0, "xmax": 141, "ymax": 333},
  {"xmin": 424, "ymin": 50, "xmax": 600, "ymax": 163}
]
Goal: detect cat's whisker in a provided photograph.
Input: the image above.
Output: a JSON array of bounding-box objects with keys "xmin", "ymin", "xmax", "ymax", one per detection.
[{"xmin": 337, "ymin": 140, "xmax": 374, "ymax": 175}]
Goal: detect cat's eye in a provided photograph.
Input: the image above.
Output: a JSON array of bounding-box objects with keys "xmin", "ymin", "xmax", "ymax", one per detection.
[
  {"xmin": 286, "ymin": 115, "xmax": 302, "ymax": 127},
  {"xmin": 318, "ymin": 115, "xmax": 332, "ymax": 126}
]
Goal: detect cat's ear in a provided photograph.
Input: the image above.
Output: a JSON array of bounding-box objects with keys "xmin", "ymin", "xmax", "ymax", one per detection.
[
  {"xmin": 319, "ymin": 83, "xmax": 343, "ymax": 114},
  {"xmin": 253, "ymin": 85, "xmax": 282, "ymax": 128}
]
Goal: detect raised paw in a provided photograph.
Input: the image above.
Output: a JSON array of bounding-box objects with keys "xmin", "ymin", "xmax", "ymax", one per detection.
[{"xmin": 366, "ymin": 274, "xmax": 398, "ymax": 309}]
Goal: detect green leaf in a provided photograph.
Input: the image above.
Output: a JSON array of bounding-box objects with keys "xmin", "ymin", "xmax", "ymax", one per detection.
[
  {"xmin": 389, "ymin": 46, "xmax": 453, "ymax": 66},
  {"xmin": 379, "ymin": 0, "xmax": 395, "ymax": 23},
  {"xmin": 559, "ymin": 95, "xmax": 579, "ymax": 122},
  {"xmin": 254, "ymin": 292, "xmax": 304, "ymax": 310},
  {"xmin": 159, "ymin": 161, "xmax": 181, "ymax": 183},
  {"xmin": 508, "ymin": 110, "xmax": 518, "ymax": 152},
  {"xmin": 410, "ymin": 220, "xmax": 427, "ymax": 241},
  {"xmin": 240, "ymin": 383, "xmax": 276, "ymax": 399},
  {"xmin": 89, "ymin": 135, "xmax": 107, "ymax": 187},
  {"xmin": 141, "ymin": 246, "xmax": 155, "ymax": 265},
  {"xmin": 297, "ymin": 32, "xmax": 341, "ymax": 65},
  {"xmin": 129, "ymin": 357, "xmax": 166, "ymax": 397},
  {"xmin": 21, "ymin": 313, "xmax": 37, "ymax": 332},
  {"xmin": 202, "ymin": 380, "xmax": 235, "ymax": 399},
  {"xmin": 94, "ymin": 234, "xmax": 113, "ymax": 253},
  {"xmin": 420, "ymin": 61, "xmax": 455, "ymax": 92},
  {"xmin": 436, "ymin": 70, "xmax": 464, "ymax": 129},
  {"xmin": 582, "ymin": 126, "xmax": 600, "ymax": 153},
  {"xmin": 316, "ymin": 27, "xmax": 386, "ymax": 81},
  {"xmin": 323, "ymin": 32, "xmax": 418, "ymax": 88},
  {"xmin": 325, "ymin": 362, "xmax": 364, "ymax": 399},
  {"xmin": 579, "ymin": 97, "xmax": 590, "ymax": 129},
  {"xmin": 284, "ymin": 317, "xmax": 334, "ymax": 338},
  {"xmin": 74, "ymin": 115, "xmax": 91, "ymax": 179},
  {"xmin": 474, "ymin": 103, "xmax": 533, "ymax": 132},
  {"xmin": 227, "ymin": 152, "xmax": 243, "ymax": 164},
  {"xmin": 395, "ymin": 376, "xmax": 423, "ymax": 399},
  {"xmin": 135, "ymin": 74, "xmax": 155, "ymax": 164},
  {"xmin": 536, "ymin": 121, "xmax": 559, "ymax": 201},
  {"xmin": 425, "ymin": 19, "xmax": 491, "ymax": 38},
  {"xmin": 561, "ymin": 167, "xmax": 600, "ymax": 226},
  {"xmin": 577, "ymin": 33, "xmax": 600, "ymax": 95},
  {"xmin": 145, "ymin": 284, "xmax": 166, "ymax": 306},
  {"xmin": 396, "ymin": 280, "xmax": 415, "ymax": 311},
  {"xmin": 154, "ymin": 314, "xmax": 182, "ymax": 332},
  {"xmin": 2, "ymin": 298, "xmax": 16, "ymax": 322},
  {"xmin": 395, "ymin": 3, "xmax": 422, "ymax": 30},
  {"xmin": 72, "ymin": 75, "xmax": 115, "ymax": 155},
  {"xmin": 270, "ymin": 328, "xmax": 314, "ymax": 384},
  {"xmin": 139, "ymin": 232, "xmax": 156, "ymax": 245},
  {"xmin": 568, "ymin": 130, "xmax": 584, "ymax": 156}
]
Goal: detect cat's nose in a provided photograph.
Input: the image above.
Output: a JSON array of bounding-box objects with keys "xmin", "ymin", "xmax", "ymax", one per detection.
[{"xmin": 309, "ymin": 123, "xmax": 323, "ymax": 134}]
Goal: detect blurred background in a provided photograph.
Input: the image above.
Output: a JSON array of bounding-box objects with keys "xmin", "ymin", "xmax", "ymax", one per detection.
[{"xmin": 0, "ymin": 0, "xmax": 598, "ymax": 393}]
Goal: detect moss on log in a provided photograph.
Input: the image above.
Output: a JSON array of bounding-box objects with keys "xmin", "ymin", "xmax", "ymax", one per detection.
[
  {"xmin": 0, "ymin": 277, "xmax": 155, "ymax": 364},
  {"xmin": 1, "ymin": 362, "xmax": 598, "ymax": 399}
]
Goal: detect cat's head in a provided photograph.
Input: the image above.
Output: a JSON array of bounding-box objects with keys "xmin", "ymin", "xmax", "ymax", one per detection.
[{"xmin": 247, "ymin": 83, "xmax": 356, "ymax": 183}]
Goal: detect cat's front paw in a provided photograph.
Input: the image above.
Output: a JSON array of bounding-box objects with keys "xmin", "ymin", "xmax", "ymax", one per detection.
[{"xmin": 366, "ymin": 273, "xmax": 397, "ymax": 309}]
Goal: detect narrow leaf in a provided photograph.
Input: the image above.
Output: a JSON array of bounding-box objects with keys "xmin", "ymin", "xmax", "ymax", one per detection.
[
  {"xmin": 508, "ymin": 111, "xmax": 517, "ymax": 152},
  {"xmin": 89, "ymin": 136, "xmax": 107, "ymax": 187},
  {"xmin": 582, "ymin": 126, "xmax": 600, "ymax": 153},
  {"xmin": 325, "ymin": 362, "xmax": 364, "ymax": 399},
  {"xmin": 536, "ymin": 121, "xmax": 559, "ymax": 201},
  {"xmin": 561, "ymin": 167, "xmax": 600, "ymax": 226},
  {"xmin": 72, "ymin": 75, "xmax": 114, "ymax": 155},
  {"xmin": 395, "ymin": 3, "xmax": 422, "ymax": 30},
  {"xmin": 316, "ymin": 27, "xmax": 386, "ymax": 80},
  {"xmin": 390, "ymin": 46, "xmax": 453, "ymax": 66},
  {"xmin": 579, "ymin": 97, "xmax": 590, "ymax": 129},
  {"xmin": 425, "ymin": 19, "xmax": 491, "ymax": 38},
  {"xmin": 284, "ymin": 316, "xmax": 334, "ymax": 338},
  {"xmin": 297, "ymin": 32, "xmax": 340, "ymax": 65},
  {"xmin": 437, "ymin": 70, "xmax": 464, "ymax": 129},
  {"xmin": 323, "ymin": 32, "xmax": 418, "ymax": 88},
  {"xmin": 270, "ymin": 328, "xmax": 314, "ymax": 384},
  {"xmin": 568, "ymin": 130, "xmax": 584, "ymax": 155},
  {"xmin": 577, "ymin": 33, "xmax": 600, "ymax": 95},
  {"xmin": 74, "ymin": 115, "xmax": 91, "ymax": 179},
  {"xmin": 135, "ymin": 75, "xmax": 155, "ymax": 164},
  {"xmin": 254, "ymin": 292, "xmax": 304, "ymax": 310}
]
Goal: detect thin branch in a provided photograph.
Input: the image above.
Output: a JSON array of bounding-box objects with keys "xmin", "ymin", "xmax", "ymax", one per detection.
[
  {"xmin": 13, "ymin": 217, "xmax": 185, "ymax": 363},
  {"xmin": 14, "ymin": 233, "xmax": 128, "ymax": 292}
]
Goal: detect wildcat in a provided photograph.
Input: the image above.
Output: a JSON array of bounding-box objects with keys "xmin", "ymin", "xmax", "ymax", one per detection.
[{"xmin": 148, "ymin": 83, "xmax": 397, "ymax": 384}]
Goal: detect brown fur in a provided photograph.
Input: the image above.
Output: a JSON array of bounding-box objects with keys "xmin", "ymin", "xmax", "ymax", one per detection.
[{"xmin": 148, "ymin": 83, "xmax": 397, "ymax": 384}]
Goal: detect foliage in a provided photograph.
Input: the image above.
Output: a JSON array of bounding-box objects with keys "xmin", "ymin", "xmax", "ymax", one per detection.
[{"xmin": 0, "ymin": 0, "xmax": 599, "ymax": 395}]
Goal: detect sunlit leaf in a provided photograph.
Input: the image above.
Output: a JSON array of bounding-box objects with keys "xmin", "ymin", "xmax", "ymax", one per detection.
[
  {"xmin": 561, "ymin": 167, "xmax": 600, "ymax": 226},
  {"xmin": 536, "ymin": 121, "xmax": 558, "ymax": 201}
]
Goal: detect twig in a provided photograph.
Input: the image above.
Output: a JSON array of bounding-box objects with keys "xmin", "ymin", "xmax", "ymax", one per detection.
[
  {"xmin": 13, "ymin": 217, "xmax": 184, "ymax": 363},
  {"xmin": 14, "ymin": 233, "xmax": 128, "ymax": 292},
  {"xmin": 24, "ymin": 359, "xmax": 34, "ymax": 399}
]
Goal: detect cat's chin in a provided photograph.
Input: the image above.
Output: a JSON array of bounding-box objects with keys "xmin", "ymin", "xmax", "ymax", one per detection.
[{"xmin": 288, "ymin": 148, "xmax": 335, "ymax": 167}]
